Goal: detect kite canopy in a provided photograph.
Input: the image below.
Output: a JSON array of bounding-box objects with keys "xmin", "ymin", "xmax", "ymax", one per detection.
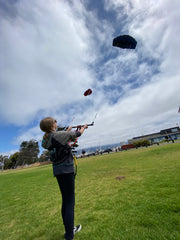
[
  {"xmin": 112, "ymin": 35, "xmax": 137, "ymax": 49},
  {"xmin": 84, "ymin": 88, "xmax": 92, "ymax": 96}
]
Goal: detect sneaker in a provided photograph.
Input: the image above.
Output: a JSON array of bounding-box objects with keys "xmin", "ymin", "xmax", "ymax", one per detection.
[
  {"xmin": 64, "ymin": 225, "xmax": 82, "ymax": 239},
  {"xmin": 74, "ymin": 224, "xmax": 82, "ymax": 234}
]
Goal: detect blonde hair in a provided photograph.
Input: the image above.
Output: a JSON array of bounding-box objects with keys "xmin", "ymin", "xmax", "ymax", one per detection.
[{"xmin": 40, "ymin": 117, "xmax": 55, "ymax": 139}]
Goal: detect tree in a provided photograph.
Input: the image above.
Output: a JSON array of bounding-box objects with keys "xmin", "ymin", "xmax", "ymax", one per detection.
[
  {"xmin": 0, "ymin": 153, "xmax": 19, "ymax": 170},
  {"xmin": 0, "ymin": 155, "xmax": 6, "ymax": 171},
  {"xmin": 0, "ymin": 155, "xmax": 3, "ymax": 170},
  {"xmin": 17, "ymin": 140, "xmax": 40, "ymax": 166},
  {"xmin": 141, "ymin": 139, "xmax": 150, "ymax": 147},
  {"xmin": 134, "ymin": 139, "xmax": 150, "ymax": 148},
  {"xmin": 4, "ymin": 157, "xmax": 11, "ymax": 170},
  {"xmin": 9, "ymin": 152, "xmax": 19, "ymax": 169},
  {"xmin": 0, "ymin": 155, "xmax": 10, "ymax": 170},
  {"xmin": 39, "ymin": 150, "xmax": 50, "ymax": 162}
]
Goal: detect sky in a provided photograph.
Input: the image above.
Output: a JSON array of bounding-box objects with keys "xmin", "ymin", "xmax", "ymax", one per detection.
[{"xmin": 0, "ymin": 0, "xmax": 180, "ymax": 155}]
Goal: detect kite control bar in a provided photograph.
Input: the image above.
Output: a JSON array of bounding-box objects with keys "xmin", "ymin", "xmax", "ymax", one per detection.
[
  {"xmin": 71, "ymin": 121, "xmax": 94, "ymax": 130},
  {"xmin": 67, "ymin": 121, "xmax": 94, "ymax": 148},
  {"xmin": 58, "ymin": 122, "xmax": 94, "ymax": 132}
]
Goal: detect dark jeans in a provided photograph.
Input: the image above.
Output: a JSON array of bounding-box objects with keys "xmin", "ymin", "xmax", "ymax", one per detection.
[{"xmin": 56, "ymin": 173, "xmax": 75, "ymax": 240}]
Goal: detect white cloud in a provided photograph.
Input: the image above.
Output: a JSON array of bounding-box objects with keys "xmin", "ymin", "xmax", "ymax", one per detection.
[
  {"xmin": 0, "ymin": 0, "xmax": 96, "ymax": 125},
  {"xmin": 13, "ymin": 125, "xmax": 43, "ymax": 145}
]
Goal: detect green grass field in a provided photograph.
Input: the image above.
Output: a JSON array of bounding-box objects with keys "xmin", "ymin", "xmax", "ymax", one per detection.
[{"xmin": 0, "ymin": 143, "xmax": 180, "ymax": 240}]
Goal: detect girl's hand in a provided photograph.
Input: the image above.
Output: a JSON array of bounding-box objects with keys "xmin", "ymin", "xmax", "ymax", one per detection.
[
  {"xmin": 66, "ymin": 126, "xmax": 73, "ymax": 132},
  {"xmin": 83, "ymin": 124, "xmax": 88, "ymax": 129}
]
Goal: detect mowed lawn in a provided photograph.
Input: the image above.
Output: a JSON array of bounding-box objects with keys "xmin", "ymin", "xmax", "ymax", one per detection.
[{"xmin": 0, "ymin": 143, "xmax": 180, "ymax": 240}]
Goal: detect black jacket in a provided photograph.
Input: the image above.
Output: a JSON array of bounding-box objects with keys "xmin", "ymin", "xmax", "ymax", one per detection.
[{"xmin": 42, "ymin": 131, "xmax": 81, "ymax": 176}]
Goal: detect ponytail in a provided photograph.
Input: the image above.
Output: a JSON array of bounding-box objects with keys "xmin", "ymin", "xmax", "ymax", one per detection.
[{"xmin": 43, "ymin": 132, "xmax": 50, "ymax": 140}]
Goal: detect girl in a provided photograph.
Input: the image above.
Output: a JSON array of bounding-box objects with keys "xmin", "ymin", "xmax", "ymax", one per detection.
[{"xmin": 40, "ymin": 117, "xmax": 88, "ymax": 240}]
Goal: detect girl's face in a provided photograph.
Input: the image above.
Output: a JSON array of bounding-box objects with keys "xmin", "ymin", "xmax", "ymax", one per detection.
[{"xmin": 52, "ymin": 119, "xmax": 57, "ymax": 131}]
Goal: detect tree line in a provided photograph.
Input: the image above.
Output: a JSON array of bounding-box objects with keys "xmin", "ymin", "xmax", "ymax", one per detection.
[
  {"xmin": 0, "ymin": 140, "xmax": 50, "ymax": 170},
  {"xmin": 0, "ymin": 125, "xmax": 78, "ymax": 171}
]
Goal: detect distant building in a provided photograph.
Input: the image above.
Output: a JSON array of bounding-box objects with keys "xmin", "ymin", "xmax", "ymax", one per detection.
[{"xmin": 128, "ymin": 126, "xmax": 180, "ymax": 144}]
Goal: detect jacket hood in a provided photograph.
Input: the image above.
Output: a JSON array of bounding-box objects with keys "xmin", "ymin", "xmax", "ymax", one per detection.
[{"xmin": 41, "ymin": 132, "xmax": 54, "ymax": 149}]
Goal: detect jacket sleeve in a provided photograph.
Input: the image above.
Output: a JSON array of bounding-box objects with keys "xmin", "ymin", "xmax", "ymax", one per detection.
[{"xmin": 53, "ymin": 131, "xmax": 81, "ymax": 145}]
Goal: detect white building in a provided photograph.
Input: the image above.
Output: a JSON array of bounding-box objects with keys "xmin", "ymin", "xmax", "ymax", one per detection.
[{"xmin": 128, "ymin": 126, "xmax": 180, "ymax": 144}]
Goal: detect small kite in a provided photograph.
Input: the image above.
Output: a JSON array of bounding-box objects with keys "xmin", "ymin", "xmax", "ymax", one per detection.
[
  {"xmin": 84, "ymin": 88, "xmax": 92, "ymax": 96},
  {"xmin": 112, "ymin": 35, "xmax": 137, "ymax": 49}
]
